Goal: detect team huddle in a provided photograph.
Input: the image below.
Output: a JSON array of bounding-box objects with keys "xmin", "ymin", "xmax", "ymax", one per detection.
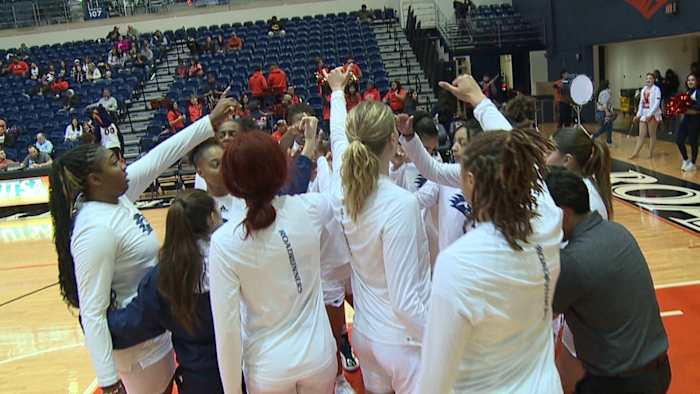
[{"xmin": 48, "ymin": 66, "xmax": 669, "ymax": 394}]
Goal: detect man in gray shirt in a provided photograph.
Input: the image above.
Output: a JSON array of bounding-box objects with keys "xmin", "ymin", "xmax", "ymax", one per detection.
[{"xmin": 545, "ymin": 167, "xmax": 670, "ymax": 394}]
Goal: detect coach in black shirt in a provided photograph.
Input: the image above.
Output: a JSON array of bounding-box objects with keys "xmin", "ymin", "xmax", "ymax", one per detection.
[{"xmin": 545, "ymin": 167, "xmax": 670, "ymax": 394}]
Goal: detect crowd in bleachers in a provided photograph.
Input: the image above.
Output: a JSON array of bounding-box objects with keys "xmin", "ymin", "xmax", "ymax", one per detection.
[{"xmin": 0, "ymin": 25, "xmax": 170, "ymax": 166}]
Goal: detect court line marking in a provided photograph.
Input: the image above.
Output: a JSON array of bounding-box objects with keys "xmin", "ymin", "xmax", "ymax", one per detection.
[
  {"xmin": 83, "ymin": 379, "xmax": 98, "ymax": 394},
  {"xmin": 0, "ymin": 262, "xmax": 54, "ymax": 271},
  {"xmin": 655, "ymin": 280, "xmax": 700, "ymax": 289},
  {"xmin": 660, "ymin": 310, "xmax": 684, "ymax": 317},
  {"xmin": 0, "ymin": 342, "xmax": 81, "ymax": 366}
]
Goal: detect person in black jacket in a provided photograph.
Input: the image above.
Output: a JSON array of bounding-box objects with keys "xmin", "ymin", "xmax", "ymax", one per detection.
[
  {"xmin": 107, "ymin": 189, "xmax": 224, "ymax": 394},
  {"xmin": 678, "ymin": 73, "xmax": 700, "ymax": 172}
]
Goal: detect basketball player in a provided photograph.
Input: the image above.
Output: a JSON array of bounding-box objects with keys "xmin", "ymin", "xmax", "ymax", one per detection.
[
  {"xmin": 397, "ymin": 74, "xmax": 563, "ymax": 393},
  {"xmin": 547, "ymin": 127, "xmax": 613, "ymax": 220},
  {"xmin": 326, "ymin": 67, "xmax": 431, "ymax": 394},
  {"xmin": 107, "ymin": 190, "xmax": 224, "ymax": 394},
  {"xmin": 49, "ymin": 94, "xmax": 235, "ymax": 394},
  {"xmin": 209, "ymin": 125, "xmax": 338, "ymax": 393}
]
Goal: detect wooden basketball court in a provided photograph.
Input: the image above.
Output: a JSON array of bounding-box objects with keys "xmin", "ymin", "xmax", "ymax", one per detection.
[{"xmin": 1, "ymin": 130, "xmax": 698, "ymax": 393}]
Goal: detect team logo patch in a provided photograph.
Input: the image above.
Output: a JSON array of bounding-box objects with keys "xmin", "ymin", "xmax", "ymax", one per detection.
[
  {"xmin": 625, "ymin": 0, "xmax": 669, "ymax": 20},
  {"xmin": 449, "ymin": 193, "xmax": 471, "ymax": 218},
  {"xmin": 414, "ymin": 175, "xmax": 428, "ymax": 189},
  {"xmin": 133, "ymin": 213, "xmax": 153, "ymax": 235}
]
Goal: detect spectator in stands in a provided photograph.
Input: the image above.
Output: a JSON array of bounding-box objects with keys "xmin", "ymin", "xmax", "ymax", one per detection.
[
  {"xmin": 20, "ymin": 144, "xmax": 52, "ymax": 169},
  {"xmin": 0, "ymin": 149, "xmax": 17, "ymax": 171},
  {"xmin": 17, "ymin": 43, "xmax": 29, "ymax": 60},
  {"xmin": 57, "ymin": 61, "xmax": 68, "ymax": 79},
  {"xmin": 176, "ymin": 60, "xmax": 187, "ymax": 79},
  {"xmin": 108, "ymin": 48, "xmax": 124, "ymax": 67},
  {"xmin": 249, "ymin": 100, "xmax": 271, "ymax": 130},
  {"xmin": 71, "ymin": 59, "xmax": 85, "ymax": 83},
  {"xmin": 107, "ymin": 26, "xmax": 120, "ymax": 41},
  {"xmin": 363, "ymin": 80, "xmax": 381, "ymax": 101},
  {"xmin": 86, "ymin": 63, "xmax": 102, "ymax": 82},
  {"xmin": 403, "ymin": 89, "xmax": 419, "ymax": 115},
  {"xmin": 187, "ymin": 37, "xmax": 200, "ymax": 57},
  {"xmin": 188, "ymin": 58, "xmax": 204, "ymax": 78},
  {"xmin": 65, "ymin": 116, "xmax": 83, "ymax": 142},
  {"xmin": 237, "ymin": 94, "xmax": 251, "ymax": 118},
  {"xmin": 204, "ymin": 73, "xmax": 225, "ymax": 110},
  {"xmin": 271, "ymin": 119, "xmax": 288, "ymax": 142},
  {"xmin": 61, "ymin": 89, "xmax": 80, "ymax": 112},
  {"xmin": 343, "ymin": 56, "xmax": 363, "ymax": 80},
  {"xmin": 287, "ymin": 86, "xmax": 302, "ymax": 105},
  {"xmin": 151, "ymin": 30, "xmax": 168, "ymax": 47},
  {"xmin": 167, "ymin": 101, "xmax": 186, "ymax": 132},
  {"xmin": 383, "ymin": 80, "xmax": 407, "ymax": 113},
  {"xmin": 9, "ymin": 56, "xmax": 29, "ymax": 77},
  {"xmin": 0, "ymin": 119, "xmax": 14, "ymax": 149},
  {"xmin": 127, "ymin": 46, "xmax": 139, "ymax": 62},
  {"xmin": 188, "ymin": 95, "xmax": 204, "ymax": 122},
  {"xmin": 203, "ymin": 36, "xmax": 217, "ymax": 55},
  {"xmin": 116, "ymin": 35, "xmax": 131, "ymax": 54},
  {"xmin": 126, "ymin": 25, "xmax": 139, "ymax": 40},
  {"xmin": 29, "ymin": 63, "xmax": 40, "ymax": 80},
  {"xmin": 87, "ymin": 88, "xmax": 119, "ymax": 119},
  {"xmin": 35, "ymin": 132, "xmax": 54, "ymax": 156},
  {"xmin": 267, "ymin": 16, "xmax": 286, "ymax": 37},
  {"xmin": 249, "ymin": 66, "xmax": 268, "ymax": 103},
  {"xmin": 134, "ymin": 53, "xmax": 150, "ymax": 78},
  {"xmin": 50, "ymin": 77, "xmax": 70, "ymax": 95},
  {"xmin": 357, "ymin": 4, "xmax": 373, "ymax": 21},
  {"xmin": 315, "ymin": 58, "xmax": 330, "ymax": 96},
  {"xmin": 346, "ymin": 84, "xmax": 362, "ymax": 112},
  {"xmin": 140, "ymin": 42, "xmax": 154, "ymax": 62},
  {"xmin": 267, "ymin": 64, "xmax": 288, "ymax": 98},
  {"xmin": 433, "ymin": 89, "xmax": 457, "ymax": 132},
  {"xmin": 226, "ymin": 33, "xmax": 243, "ymax": 52}
]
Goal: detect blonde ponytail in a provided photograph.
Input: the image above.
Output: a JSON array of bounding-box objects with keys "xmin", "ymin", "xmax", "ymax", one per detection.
[
  {"xmin": 341, "ymin": 140, "xmax": 380, "ymax": 221},
  {"xmin": 341, "ymin": 100, "xmax": 395, "ymax": 222}
]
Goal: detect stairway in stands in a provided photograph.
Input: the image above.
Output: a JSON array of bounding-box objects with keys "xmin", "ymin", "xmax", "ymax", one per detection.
[
  {"xmin": 121, "ymin": 44, "xmax": 190, "ymax": 163},
  {"xmin": 370, "ymin": 18, "xmax": 436, "ymax": 111}
]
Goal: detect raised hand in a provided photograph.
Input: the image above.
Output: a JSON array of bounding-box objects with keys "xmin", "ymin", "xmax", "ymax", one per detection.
[
  {"xmin": 210, "ymin": 87, "xmax": 235, "ymax": 128},
  {"xmin": 327, "ymin": 67, "xmax": 350, "ymax": 92},
  {"xmin": 395, "ymin": 113, "xmax": 414, "ymax": 137},
  {"xmin": 438, "ymin": 74, "xmax": 486, "ymax": 107}
]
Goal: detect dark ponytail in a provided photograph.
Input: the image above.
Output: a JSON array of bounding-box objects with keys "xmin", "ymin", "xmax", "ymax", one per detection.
[
  {"xmin": 221, "ymin": 131, "xmax": 287, "ymax": 238},
  {"xmin": 48, "ymin": 144, "xmax": 101, "ymax": 308},
  {"xmin": 460, "ymin": 128, "xmax": 551, "ymax": 250},
  {"xmin": 158, "ymin": 189, "xmax": 215, "ymax": 334},
  {"xmin": 553, "ymin": 128, "xmax": 613, "ymax": 218}
]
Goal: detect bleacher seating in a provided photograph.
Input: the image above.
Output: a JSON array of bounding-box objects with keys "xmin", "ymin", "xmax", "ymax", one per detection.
[
  {"xmin": 145, "ymin": 14, "xmax": 386, "ymax": 136},
  {"xmin": 0, "ymin": 35, "xmax": 168, "ymax": 162}
]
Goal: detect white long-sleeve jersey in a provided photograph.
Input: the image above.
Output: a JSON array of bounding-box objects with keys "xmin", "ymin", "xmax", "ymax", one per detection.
[
  {"xmin": 583, "ymin": 177, "xmax": 608, "ymax": 220},
  {"xmin": 400, "ymin": 99, "xmax": 564, "ymax": 392},
  {"xmin": 208, "ymin": 193, "xmax": 337, "ymax": 393},
  {"xmin": 328, "ymin": 91, "xmax": 431, "ymax": 345},
  {"xmin": 71, "ymin": 116, "xmax": 215, "ymax": 386},
  {"xmin": 415, "ymin": 180, "xmax": 472, "ymax": 252}
]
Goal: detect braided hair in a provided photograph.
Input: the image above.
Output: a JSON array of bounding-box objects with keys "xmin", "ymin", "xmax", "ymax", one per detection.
[
  {"xmin": 48, "ymin": 143, "xmax": 102, "ymax": 308},
  {"xmin": 460, "ymin": 128, "xmax": 552, "ymax": 250}
]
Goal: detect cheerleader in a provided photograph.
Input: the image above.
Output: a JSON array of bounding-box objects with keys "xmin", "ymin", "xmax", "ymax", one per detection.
[
  {"xmin": 546, "ymin": 127, "xmax": 613, "ymax": 220},
  {"xmin": 630, "ymin": 73, "xmax": 663, "ymax": 159},
  {"xmin": 397, "ymin": 74, "xmax": 563, "ymax": 393},
  {"xmin": 92, "ymin": 106, "xmax": 124, "ymax": 159},
  {"xmin": 326, "ymin": 67, "xmax": 431, "ymax": 394},
  {"xmin": 49, "ymin": 96, "xmax": 235, "ymax": 394},
  {"xmin": 209, "ymin": 125, "xmax": 338, "ymax": 393},
  {"xmin": 677, "ymin": 73, "xmax": 700, "ymax": 172}
]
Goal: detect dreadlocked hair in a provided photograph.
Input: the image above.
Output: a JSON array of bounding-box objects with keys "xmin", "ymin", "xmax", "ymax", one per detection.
[
  {"xmin": 460, "ymin": 128, "xmax": 552, "ymax": 251},
  {"xmin": 48, "ymin": 143, "xmax": 102, "ymax": 308}
]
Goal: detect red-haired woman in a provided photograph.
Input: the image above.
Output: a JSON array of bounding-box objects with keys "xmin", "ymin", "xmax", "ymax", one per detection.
[{"xmin": 209, "ymin": 123, "xmax": 339, "ymax": 393}]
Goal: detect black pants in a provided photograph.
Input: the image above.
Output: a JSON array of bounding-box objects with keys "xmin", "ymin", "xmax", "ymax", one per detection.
[
  {"xmin": 559, "ymin": 102, "xmax": 573, "ymax": 128},
  {"xmin": 575, "ymin": 355, "xmax": 671, "ymax": 394},
  {"xmin": 677, "ymin": 114, "xmax": 700, "ymax": 163}
]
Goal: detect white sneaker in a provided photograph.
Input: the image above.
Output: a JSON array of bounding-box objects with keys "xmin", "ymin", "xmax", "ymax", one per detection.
[
  {"xmin": 682, "ymin": 160, "xmax": 690, "ymax": 171},
  {"xmin": 335, "ymin": 375, "xmax": 356, "ymax": 394},
  {"xmin": 687, "ymin": 163, "xmax": 698, "ymax": 172}
]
